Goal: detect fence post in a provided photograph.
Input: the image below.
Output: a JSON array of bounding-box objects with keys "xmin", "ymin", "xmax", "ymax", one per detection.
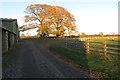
[
  {"xmin": 86, "ymin": 41, "xmax": 90, "ymax": 54},
  {"xmin": 104, "ymin": 41, "xmax": 107, "ymax": 56}
]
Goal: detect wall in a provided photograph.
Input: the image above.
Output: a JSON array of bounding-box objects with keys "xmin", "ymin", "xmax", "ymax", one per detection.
[{"xmin": 2, "ymin": 29, "xmax": 8, "ymax": 52}]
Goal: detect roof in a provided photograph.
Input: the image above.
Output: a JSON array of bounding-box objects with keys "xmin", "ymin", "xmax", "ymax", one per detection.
[
  {"xmin": 0, "ymin": 18, "xmax": 17, "ymax": 21},
  {"xmin": 0, "ymin": 18, "xmax": 18, "ymax": 34}
]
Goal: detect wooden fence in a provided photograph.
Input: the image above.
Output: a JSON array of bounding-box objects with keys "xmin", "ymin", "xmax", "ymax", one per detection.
[
  {"xmin": 65, "ymin": 38, "xmax": 120, "ymax": 56},
  {"xmin": 85, "ymin": 41, "xmax": 120, "ymax": 56}
]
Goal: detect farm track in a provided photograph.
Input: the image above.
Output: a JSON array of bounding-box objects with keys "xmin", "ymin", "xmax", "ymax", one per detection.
[{"xmin": 2, "ymin": 39, "xmax": 90, "ymax": 78}]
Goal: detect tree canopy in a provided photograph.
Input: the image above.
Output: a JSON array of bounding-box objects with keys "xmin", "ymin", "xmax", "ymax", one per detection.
[{"xmin": 23, "ymin": 4, "xmax": 77, "ymax": 37}]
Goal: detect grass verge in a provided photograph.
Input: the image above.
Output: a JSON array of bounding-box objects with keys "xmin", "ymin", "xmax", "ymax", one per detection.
[{"xmin": 49, "ymin": 42, "xmax": 120, "ymax": 78}]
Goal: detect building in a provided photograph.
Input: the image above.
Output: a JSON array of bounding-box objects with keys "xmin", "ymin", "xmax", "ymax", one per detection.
[{"xmin": 0, "ymin": 18, "xmax": 19, "ymax": 53}]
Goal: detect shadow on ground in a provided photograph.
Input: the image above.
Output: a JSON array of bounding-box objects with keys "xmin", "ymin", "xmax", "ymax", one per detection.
[{"xmin": 49, "ymin": 38, "xmax": 90, "ymax": 74}]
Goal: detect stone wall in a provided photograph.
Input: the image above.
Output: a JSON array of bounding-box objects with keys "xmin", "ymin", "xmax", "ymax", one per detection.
[{"xmin": 2, "ymin": 29, "xmax": 8, "ymax": 52}]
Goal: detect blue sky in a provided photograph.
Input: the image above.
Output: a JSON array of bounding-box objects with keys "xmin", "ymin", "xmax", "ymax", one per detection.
[{"xmin": 0, "ymin": 0, "xmax": 119, "ymax": 35}]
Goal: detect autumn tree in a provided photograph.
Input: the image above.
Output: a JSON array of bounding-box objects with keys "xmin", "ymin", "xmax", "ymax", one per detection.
[
  {"xmin": 98, "ymin": 32, "xmax": 104, "ymax": 35},
  {"xmin": 109, "ymin": 32, "xmax": 116, "ymax": 35},
  {"xmin": 23, "ymin": 4, "xmax": 77, "ymax": 37},
  {"xmin": 42, "ymin": 6, "xmax": 77, "ymax": 37},
  {"xmin": 81, "ymin": 32, "xmax": 87, "ymax": 36}
]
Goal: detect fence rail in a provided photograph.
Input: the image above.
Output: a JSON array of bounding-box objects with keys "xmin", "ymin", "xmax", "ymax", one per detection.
[{"xmin": 85, "ymin": 41, "xmax": 120, "ymax": 56}]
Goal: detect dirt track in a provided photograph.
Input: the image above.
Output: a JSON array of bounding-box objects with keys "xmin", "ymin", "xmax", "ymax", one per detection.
[{"xmin": 2, "ymin": 39, "xmax": 90, "ymax": 78}]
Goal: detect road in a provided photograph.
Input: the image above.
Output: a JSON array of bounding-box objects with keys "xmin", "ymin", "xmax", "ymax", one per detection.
[{"xmin": 2, "ymin": 40, "xmax": 90, "ymax": 78}]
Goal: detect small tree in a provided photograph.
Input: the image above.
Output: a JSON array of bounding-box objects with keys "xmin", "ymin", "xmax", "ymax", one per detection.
[
  {"xmin": 81, "ymin": 32, "xmax": 87, "ymax": 36},
  {"xmin": 98, "ymin": 32, "xmax": 104, "ymax": 35},
  {"xmin": 26, "ymin": 33, "xmax": 31, "ymax": 36},
  {"xmin": 21, "ymin": 33, "xmax": 25, "ymax": 37},
  {"xmin": 109, "ymin": 32, "xmax": 116, "ymax": 35}
]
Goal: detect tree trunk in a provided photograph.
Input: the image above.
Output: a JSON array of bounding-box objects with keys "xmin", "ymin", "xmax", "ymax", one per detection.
[{"xmin": 56, "ymin": 34, "xmax": 60, "ymax": 38}]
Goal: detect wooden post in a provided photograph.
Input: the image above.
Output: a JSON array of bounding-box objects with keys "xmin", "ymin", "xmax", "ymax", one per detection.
[
  {"xmin": 87, "ymin": 41, "xmax": 90, "ymax": 54},
  {"xmin": 104, "ymin": 41, "xmax": 107, "ymax": 56}
]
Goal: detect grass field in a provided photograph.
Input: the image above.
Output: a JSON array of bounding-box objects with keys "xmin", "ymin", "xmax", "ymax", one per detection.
[
  {"xmin": 89, "ymin": 37, "xmax": 120, "ymax": 56},
  {"xmin": 49, "ymin": 37, "xmax": 120, "ymax": 78}
]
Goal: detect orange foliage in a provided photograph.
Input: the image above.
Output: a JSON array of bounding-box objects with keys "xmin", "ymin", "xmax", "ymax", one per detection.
[{"xmin": 23, "ymin": 4, "xmax": 77, "ymax": 37}]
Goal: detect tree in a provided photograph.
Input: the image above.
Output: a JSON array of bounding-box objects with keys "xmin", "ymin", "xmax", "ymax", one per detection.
[
  {"xmin": 26, "ymin": 33, "xmax": 31, "ymax": 36},
  {"xmin": 23, "ymin": 4, "xmax": 77, "ymax": 37},
  {"xmin": 21, "ymin": 33, "xmax": 25, "ymax": 37},
  {"xmin": 42, "ymin": 6, "xmax": 77, "ymax": 37},
  {"xmin": 98, "ymin": 32, "xmax": 104, "ymax": 35},
  {"xmin": 81, "ymin": 32, "xmax": 87, "ymax": 36},
  {"xmin": 109, "ymin": 32, "xmax": 116, "ymax": 35}
]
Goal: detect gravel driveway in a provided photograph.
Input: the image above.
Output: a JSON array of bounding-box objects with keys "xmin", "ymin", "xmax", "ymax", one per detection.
[{"xmin": 2, "ymin": 40, "xmax": 90, "ymax": 78}]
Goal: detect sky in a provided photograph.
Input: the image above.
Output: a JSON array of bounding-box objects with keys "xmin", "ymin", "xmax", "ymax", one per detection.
[{"xmin": 0, "ymin": 0, "xmax": 119, "ymax": 35}]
